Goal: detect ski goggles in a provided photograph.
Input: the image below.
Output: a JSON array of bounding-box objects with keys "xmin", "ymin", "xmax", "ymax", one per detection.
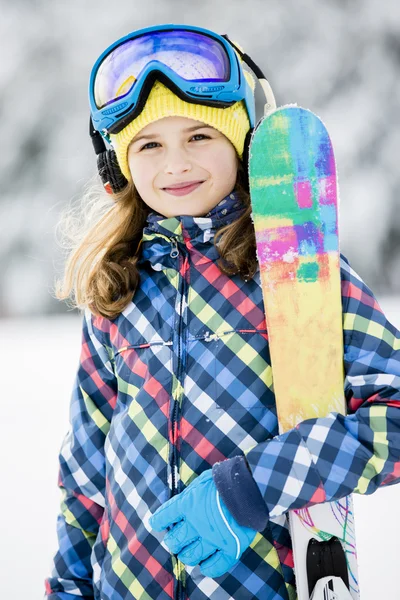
[{"xmin": 89, "ymin": 24, "xmax": 256, "ymax": 137}]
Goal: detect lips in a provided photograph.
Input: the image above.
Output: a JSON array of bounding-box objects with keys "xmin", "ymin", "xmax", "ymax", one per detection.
[
  {"xmin": 163, "ymin": 180, "xmax": 204, "ymax": 190},
  {"xmin": 162, "ymin": 181, "xmax": 205, "ymax": 196}
]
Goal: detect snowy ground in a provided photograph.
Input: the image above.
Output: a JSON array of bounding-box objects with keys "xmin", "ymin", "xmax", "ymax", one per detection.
[{"xmin": 2, "ymin": 297, "xmax": 399, "ymax": 600}]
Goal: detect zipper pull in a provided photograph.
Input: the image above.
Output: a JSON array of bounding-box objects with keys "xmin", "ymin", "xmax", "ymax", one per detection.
[{"xmin": 170, "ymin": 238, "xmax": 179, "ymax": 258}]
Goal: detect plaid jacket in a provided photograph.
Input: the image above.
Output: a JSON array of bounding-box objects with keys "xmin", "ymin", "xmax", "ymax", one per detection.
[{"xmin": 44, "ymin": 192, "xmax": 400, "ymax": 600}]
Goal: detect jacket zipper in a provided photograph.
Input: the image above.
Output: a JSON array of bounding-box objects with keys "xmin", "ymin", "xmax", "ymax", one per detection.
[
  {"xmin": 169, "ymin": 236, "xmax": 187, "ymax": 600},
  {"xmin": 170, "ymin": 236, "xmax": 181, "ymax": 498}
]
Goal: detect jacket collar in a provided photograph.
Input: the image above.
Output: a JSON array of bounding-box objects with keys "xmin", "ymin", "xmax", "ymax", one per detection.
[
  {"xmin": 143, "ymin": 189, "xmax": 245, "ymax": 242},
  {"xmin": 138, "ymin": 190, "xmax": 246, "ymax": 269}
]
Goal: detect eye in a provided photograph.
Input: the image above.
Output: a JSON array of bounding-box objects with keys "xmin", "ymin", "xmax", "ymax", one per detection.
[
  {"xmin": 191, "ymin": 134, "xmax": 210, "ymax": 141},
  {"xmin": 140, "ymin": 141, "xmax": 159, "ymax": 151},
  {"xmin": 139, "ymin": 134, "xmax": 210, "ymax": 151}
]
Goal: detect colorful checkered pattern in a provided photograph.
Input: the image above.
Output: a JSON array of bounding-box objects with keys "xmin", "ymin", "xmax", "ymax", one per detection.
[{"xmin": 44, "ymin": 191, "xmax": 400, "ymax": 600}]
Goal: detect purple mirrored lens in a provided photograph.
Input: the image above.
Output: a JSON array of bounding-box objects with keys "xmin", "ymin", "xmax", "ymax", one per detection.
[{"xmin": 94, "ymin": 30, "xmax": 230, "ymax": 109}]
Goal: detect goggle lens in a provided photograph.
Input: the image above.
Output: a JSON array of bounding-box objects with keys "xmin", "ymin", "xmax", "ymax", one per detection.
[{"xmin": 94, "ymin": 30, "xmax": 231, "ymax": 110}]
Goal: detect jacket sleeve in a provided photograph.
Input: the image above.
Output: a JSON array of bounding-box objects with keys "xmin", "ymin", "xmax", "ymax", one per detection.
[
  {"xmin": 213, "ymin": 255, "xmax": 400, "ymax": 524},
  {"xmin": 44, "ymin": 308, "xmax": 117, "ymax": 599}
]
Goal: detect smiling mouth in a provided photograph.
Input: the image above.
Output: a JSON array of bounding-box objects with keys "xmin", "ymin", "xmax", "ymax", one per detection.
[
  {"xmin": 163, "ymin": 181, "xmax": 205, "ymax": 190},
  {"xmin": 162, "ymin": 181, "xmax": 205, "ymax": 195}
]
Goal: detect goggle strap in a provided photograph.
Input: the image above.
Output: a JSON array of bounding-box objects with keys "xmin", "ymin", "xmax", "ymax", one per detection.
[
  {"xmin": 222, "ymin": 34, "xmax": 268, "ymax": 81},
  {"xmin": 222, "ymin": 34, "xmax": 276, "ymax": 112}
]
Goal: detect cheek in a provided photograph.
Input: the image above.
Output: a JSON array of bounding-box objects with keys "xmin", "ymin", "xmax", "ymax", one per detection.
[
  {"xmin": 207, "ymin": 149, "xmax": 238, "ymax": 181},
  {"xmin": 128, "ymin": 156, "xmax": 153, "ymax": 189}
]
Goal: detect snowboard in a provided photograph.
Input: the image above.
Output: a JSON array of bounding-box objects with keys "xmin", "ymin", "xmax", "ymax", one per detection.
[{"xmin": 248, "ymin": 105, "xmax": 359, "ymax": 600}]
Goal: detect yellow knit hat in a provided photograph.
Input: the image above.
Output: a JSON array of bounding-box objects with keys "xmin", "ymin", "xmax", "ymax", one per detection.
[{"xmin": 110, "ymin": 69, "xmax": 256, "ymax": 181}]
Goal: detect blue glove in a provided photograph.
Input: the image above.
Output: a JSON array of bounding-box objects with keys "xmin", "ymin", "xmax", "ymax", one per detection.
[{"xmin": 148, "ymin": 469, "xmax": 257, "ymax": 578}]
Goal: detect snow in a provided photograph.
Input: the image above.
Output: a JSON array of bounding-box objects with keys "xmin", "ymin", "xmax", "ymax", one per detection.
[{"xmin": 1, "ymin": 296, "xmax": 400, "ymax": 599}]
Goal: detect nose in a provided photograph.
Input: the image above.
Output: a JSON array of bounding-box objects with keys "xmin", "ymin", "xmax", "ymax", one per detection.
[{"xmin": 164, "ymin": 146, "xmax": 192, "ymax": 175}]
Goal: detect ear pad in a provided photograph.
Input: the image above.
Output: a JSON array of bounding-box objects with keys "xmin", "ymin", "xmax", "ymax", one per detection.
[
  {"xmin": 97, "ymin": 149, "xmax": 128, "ymax": 194},
  {"xmin": 241, "ymin": 128, "xmax": 253, "ymax": 191}
]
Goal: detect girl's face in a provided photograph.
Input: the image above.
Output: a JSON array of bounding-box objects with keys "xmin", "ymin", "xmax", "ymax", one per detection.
[{"xmin": 127, "ymin": 116, "xmax": 239, "ymax": 218}]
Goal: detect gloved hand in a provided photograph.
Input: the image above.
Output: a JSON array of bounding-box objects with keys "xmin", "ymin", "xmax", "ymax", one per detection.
[{"xmin": 148, "ymin": 469, "xmax": 258, "ymax": 578}]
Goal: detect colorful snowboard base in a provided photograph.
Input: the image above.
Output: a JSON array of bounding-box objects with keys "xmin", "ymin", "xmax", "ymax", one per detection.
[{"xmin": 248, "ymin": 105, "xmax": 359, "ymax": 599}]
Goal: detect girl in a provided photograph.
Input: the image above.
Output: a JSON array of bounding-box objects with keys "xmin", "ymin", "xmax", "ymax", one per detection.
[{"xmin": 44, "ymin": 24, "xmax": 400, "ymax": 600}]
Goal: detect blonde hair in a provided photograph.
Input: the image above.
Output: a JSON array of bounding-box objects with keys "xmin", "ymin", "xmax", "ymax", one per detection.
[{"xmin": 53, "ymin": 160, "xmax": 257, "ymax": 320}]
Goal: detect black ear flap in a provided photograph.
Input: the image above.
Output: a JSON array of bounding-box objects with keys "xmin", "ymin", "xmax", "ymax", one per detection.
[
  {"xmin": 97, "ymin": 149, "xmax": 128, "ymax": 195},
  {"xmin": 241, "ymin": 127, "xmax": 253, "ymax": 191},
  {"xmin": 90, "ymin": 116, "xmax": 128, "ymax": 195}
]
